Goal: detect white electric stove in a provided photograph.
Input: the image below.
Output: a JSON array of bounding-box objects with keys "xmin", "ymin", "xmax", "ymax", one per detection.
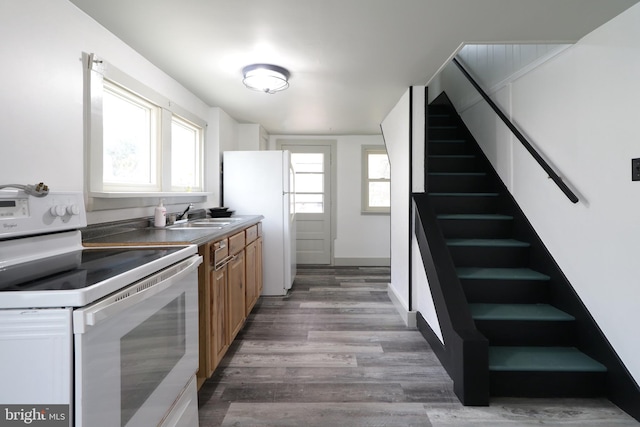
[{"xmin": 0, "ymin": 189, "xmax": 201, "ymax": 427}]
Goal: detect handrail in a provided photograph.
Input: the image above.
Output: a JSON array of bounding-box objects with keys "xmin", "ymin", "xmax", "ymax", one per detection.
[{"xmin": 452, "ymin": 58, "xmax": 579, "ymax": 204}]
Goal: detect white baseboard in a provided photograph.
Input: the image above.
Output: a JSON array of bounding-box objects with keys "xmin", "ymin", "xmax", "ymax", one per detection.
[
  {"xmin": 387, "ymin": 283, "xmax": 417, "ymax": 328},
  {"xmin": 333, "ymin": 257, "xmax": 391, "ymax": 266}
]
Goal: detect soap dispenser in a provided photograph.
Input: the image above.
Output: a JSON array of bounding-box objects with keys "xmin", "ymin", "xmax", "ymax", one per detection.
[{"xmin": 154, "ymin": 199, "xmax": 167, "ymax": 227}]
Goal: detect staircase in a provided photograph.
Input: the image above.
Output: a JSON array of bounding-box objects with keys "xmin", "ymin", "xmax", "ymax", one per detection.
[{"xmin": 425, "ymin": 98, "xmax": 607, "ymax": 397}]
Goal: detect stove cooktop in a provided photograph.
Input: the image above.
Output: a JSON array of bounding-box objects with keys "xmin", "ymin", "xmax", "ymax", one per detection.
[{"xmin": 0, "ymin": 247, "xmax": 185, "ymax": 292}]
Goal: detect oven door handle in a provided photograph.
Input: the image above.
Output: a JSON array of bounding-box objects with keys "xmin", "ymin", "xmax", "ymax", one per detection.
[{"xmin": 74, "ymin": 255, "xmax": 202, "ymax": 333}]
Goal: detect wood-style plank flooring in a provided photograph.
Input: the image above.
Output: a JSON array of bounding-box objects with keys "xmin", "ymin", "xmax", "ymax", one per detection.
[{"xmin": 198, "ymin": 266, "xmax": 639, "ymax": 426}]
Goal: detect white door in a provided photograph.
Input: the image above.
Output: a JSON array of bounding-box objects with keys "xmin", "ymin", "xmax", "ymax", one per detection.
[{"xmin": 279, "ymin": 143, "xmax": 332, "ymax": 265}]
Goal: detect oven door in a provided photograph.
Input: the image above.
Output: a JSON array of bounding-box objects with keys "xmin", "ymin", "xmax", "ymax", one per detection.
[{"xmin": 73, "ymin": 254, "xmax": 201, "ymax": 427}]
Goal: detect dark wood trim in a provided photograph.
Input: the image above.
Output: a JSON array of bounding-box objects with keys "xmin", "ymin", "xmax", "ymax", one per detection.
[
  {"xmin": 413, "ymin": 194, "xmax": 489, "ymax": 405},
  {"xmin": 408, "ymin": 87, "xmax": 413, "ymax": 311},
  {"xmin": 424, "ymin": 86, "xmax": 429, "ymax": 191},
  {"xmin": 416, "ymin": 311, "xmax": 447, "ymax": 369}
]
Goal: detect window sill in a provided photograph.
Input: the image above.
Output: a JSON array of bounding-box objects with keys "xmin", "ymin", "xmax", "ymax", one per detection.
[
  {"xmin": 89, "ymin": 191, "xmax": 210, "ymax": 199},
  {"xmin": 87, "ymin": 192, "xmax": 212, "ymax": 212}
]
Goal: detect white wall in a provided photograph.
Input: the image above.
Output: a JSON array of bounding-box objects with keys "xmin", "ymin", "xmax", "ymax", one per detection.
[
  {"xmin": 334, "ymin": 135, "xmax": 390, "ymax": 265},
  {"xmin": 455, "ymin": 44, "xmax": 571, "ymax": 110},
  {"xmin": 270, "ymin": 134, "xmax": 390, "ymax": 265},
  {"xmin": 437, "ymin": 3, "xmax": 640, "ymax": 384},
  {"xmin": 381, "ymin": 90, "xmax": 411, "ymax": 318},
  {"xmin": 0, "ymin": 0, "xmax": 222, "ymax": 224}
]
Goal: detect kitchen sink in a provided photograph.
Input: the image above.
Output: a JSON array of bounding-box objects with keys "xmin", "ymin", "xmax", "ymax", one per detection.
[
  {"xmin": 193, "ymin": 217, "xmax": 244, "ymax": 223},
  {"xmin": 166, "ymin": 223, "xmax": 224, "ymax": 230},
  {"xmin": 165, "ymin": 216, "xmax": 243, "ymax": 230}
]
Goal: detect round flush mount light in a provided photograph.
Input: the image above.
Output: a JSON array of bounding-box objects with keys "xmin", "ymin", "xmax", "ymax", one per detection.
[{"xmin": 242, "ymin": 64, "xmax": 290, "ymax": 94}]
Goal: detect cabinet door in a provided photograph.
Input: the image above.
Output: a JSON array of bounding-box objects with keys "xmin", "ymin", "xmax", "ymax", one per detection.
[
  {"xmin": 211, "ymin": 267, "xmax": 229, "ymax": 370},
  {"xmin": 227, "ymin": 251, "xmax": 246, "ymax": 341},
  {"xmin": 256, "ymin": 236, "xmax": 263, "ymax": 296},
  {"xmin": 197, "ymin": 244, "xmax": 211, "ymax": 387},
  {"xmin": 245, "ymin": 241, "xmax": 257, "ymax": 316}
]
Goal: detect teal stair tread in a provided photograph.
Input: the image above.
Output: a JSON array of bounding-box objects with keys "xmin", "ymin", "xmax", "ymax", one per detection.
[
  {"xmin": 437, "ymin": 214, "xmax": 513, "ymax": 220},
  {"xmin": 430, "ymin": 125, "xmax": 457, "ymax": 129},
  {"xmin": 470, "ymin": 303, "xmax": 575, "ymax": 321},
  {"xmin": 430, "ymin": 139, "xmax": 466, "ymax": 143},
  {"xmin": 430, "ymin": 192, "xmax": 500, "ymax": 197},
  {"xmin": 489, "ymin": 346, "xmax": 607, "ymax": 373},
  {"xmin": 457, "ymin": 267, "xmax": 551, "ymax": 281},
  {"xmin": 446, "ymin": 238, "xmax": 530, "ymax": 247}
]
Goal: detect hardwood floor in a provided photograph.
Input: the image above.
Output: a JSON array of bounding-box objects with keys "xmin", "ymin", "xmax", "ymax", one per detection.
[{"xmin": 198, "ymin": 266, "xmax": 638, "ymax": 426}]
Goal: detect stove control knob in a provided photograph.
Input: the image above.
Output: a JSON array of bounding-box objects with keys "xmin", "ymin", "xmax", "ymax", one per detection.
[
  {"xmin": 50, "ymin": 205, "xmax": 67, "ymax": 217},
  {"xmin": 66, "ymin": 204, "xmax": 80, "ymax": 216}
]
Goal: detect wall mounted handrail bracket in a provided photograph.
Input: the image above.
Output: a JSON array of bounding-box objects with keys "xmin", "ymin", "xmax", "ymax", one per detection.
[{"xmin": 452, "ymin": 58, "xmax": 578, "ymax": 204}]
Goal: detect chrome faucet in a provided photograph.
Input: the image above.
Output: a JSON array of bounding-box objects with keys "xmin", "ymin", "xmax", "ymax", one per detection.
[{"xmin": 176, "ymin": 203, "xmax": 194, "ymax": 221}]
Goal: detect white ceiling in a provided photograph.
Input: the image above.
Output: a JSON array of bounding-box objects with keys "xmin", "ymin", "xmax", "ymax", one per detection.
[{"xmin": 69, "ymin": 0, "xmax": 638, "ymax": 135}]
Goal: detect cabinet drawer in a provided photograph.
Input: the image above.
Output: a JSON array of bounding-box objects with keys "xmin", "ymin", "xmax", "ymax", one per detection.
[
  {"xmin": 211, "ymin": 238, "xmax": 229, "ymax": 266},
  {"xmin": 245, "ymin": 225, "xmax": 258, "ymax": 244},
  {"xmin": 229, "ymin": 231, "xmax": 245, "ymax": 255}
]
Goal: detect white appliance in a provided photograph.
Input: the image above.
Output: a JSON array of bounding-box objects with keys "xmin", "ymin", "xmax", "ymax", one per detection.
[
  {"xmin": 0, "ymin": 189, "xmax": 202, "ymax": 427},
  {"xmin": 223, "ymin": 150, "xmax": 296, "ymax": 296}
]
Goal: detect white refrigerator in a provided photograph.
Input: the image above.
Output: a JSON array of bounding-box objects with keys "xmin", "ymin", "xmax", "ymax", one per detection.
[{"xmin": 223, "ymin": 150, "xmax": 296, "ymax": 296}]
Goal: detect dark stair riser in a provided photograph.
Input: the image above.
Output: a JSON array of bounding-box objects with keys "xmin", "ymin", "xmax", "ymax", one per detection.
[
  {"xmin": 428, "ymin": 155, "xmax": 484, "ymax": 173},
  {"xmin": 428, "ymin": 174, "xmax": 496, "ymax": 193},
  {"xmin": 461, "ymin": 278, "xmax": 550, "ymax": 304},
  {"xmin": 448, "ymin": 245, "xmax": 530, "ymax": 268},
  {"xmin": 429, "ymin": 141, "xmax": 472, "ymax": 156},
  {"xmin": 474, "ymin": 319, "xmax": 576, "ymax": 346},
  {"xmin": 430, "ymin": 126, "xmax": 465, "ymax": 140},
  {"xmin": 428, "ymin": 114, "xmax": 456, "ymax": 127},
  {"xmin": 438, "ymin": 217, "xmax": 514, "ymax": 239},
  {"xmin": 490, "ymin": 371, "xmax": 606, "ymax": 398},
  {"xmin": 429, "ymin": 194, "xmax": 504, "ymax": 215}
]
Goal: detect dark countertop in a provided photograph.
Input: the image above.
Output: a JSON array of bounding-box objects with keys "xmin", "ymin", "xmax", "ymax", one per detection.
[{"xmin": 82, "ymin": 215, "xmax": 264, "ymax": 247}]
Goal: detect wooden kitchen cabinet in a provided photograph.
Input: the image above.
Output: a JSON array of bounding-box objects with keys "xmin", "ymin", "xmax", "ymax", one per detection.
[
  {"xmin": 256, "ymin": 234, "xmax": 263, "ymax": 296},
  {"xmin": 245, "ymin": 224, "xmax": 263, "ymax": 316},
  {"xmin": 197, "ymin": 222, "xmax": 262, "ymax": 389},
  {"xmin": 198, "ymin": 238, "xmax": 230, "ymax": 387},
  {"xmin": 211, "ymin": 256, "xmax": 228, "ymax": 368},
  {"xmin": 197, "ymin": 244, "xmax": 210, "ymax": 388},
  {"xmin": 245, "ymin": 239, "xmax": 257, "ymax": 315},
  {"xmin": 227, "ymin": 244, "xmax": 246, "ymax": 341}
]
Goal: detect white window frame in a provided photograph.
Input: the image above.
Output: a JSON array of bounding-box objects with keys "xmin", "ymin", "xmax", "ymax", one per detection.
[
  {"xmin": 101, "ymin": 79, "xmax": 161, "ymax": 192},
  {"xmin": 170, "ymin": 115, "xmax": 203, "ymax": 192},
  {"xmin": 361, "ymin": 145, "xmax": 390, "ymax": 214},
  {"xmin": 83, "ymin": 53, "xmax": 207, "ymax": 209}
]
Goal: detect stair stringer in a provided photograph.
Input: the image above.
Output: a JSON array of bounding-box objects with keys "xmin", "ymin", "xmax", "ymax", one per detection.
[{"xmin": 413, "ymin": 193, "xmax": 489, "ymax": 406}]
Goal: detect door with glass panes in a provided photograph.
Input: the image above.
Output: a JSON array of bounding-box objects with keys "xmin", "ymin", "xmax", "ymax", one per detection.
[{"xmin": 279, "ymin": 143, "xmax": 332, "ymax": 265}]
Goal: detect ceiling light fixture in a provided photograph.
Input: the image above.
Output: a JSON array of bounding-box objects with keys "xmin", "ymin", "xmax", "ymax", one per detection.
[{"xmin": 242, "ymin": 64, "xmax": 290, "ymax": 94}]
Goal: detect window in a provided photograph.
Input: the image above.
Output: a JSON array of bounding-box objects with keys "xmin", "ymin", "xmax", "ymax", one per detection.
[
  {"xmin": 102, "ymin": 81, "xmax": 160, "ymax": 191},
  {"xmin": 362, "ymin": 146, "xmax": 390, "ymax": 214},
  {"xmin": 291, "ymin": 152, "xmax": 324, "ymax": 213},
  {"xmin": 171, "ymin": 116, "xmax": 202, "ymax": 192},
  {"xmin": 84, "ymin": 53, "xmax": 205, "ymax": 199}
]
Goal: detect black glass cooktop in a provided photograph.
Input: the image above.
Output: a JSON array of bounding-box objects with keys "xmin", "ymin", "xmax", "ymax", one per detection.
[{"xmin": 0, "ymin": 247, "xmax": 184, "ymax": 292}]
